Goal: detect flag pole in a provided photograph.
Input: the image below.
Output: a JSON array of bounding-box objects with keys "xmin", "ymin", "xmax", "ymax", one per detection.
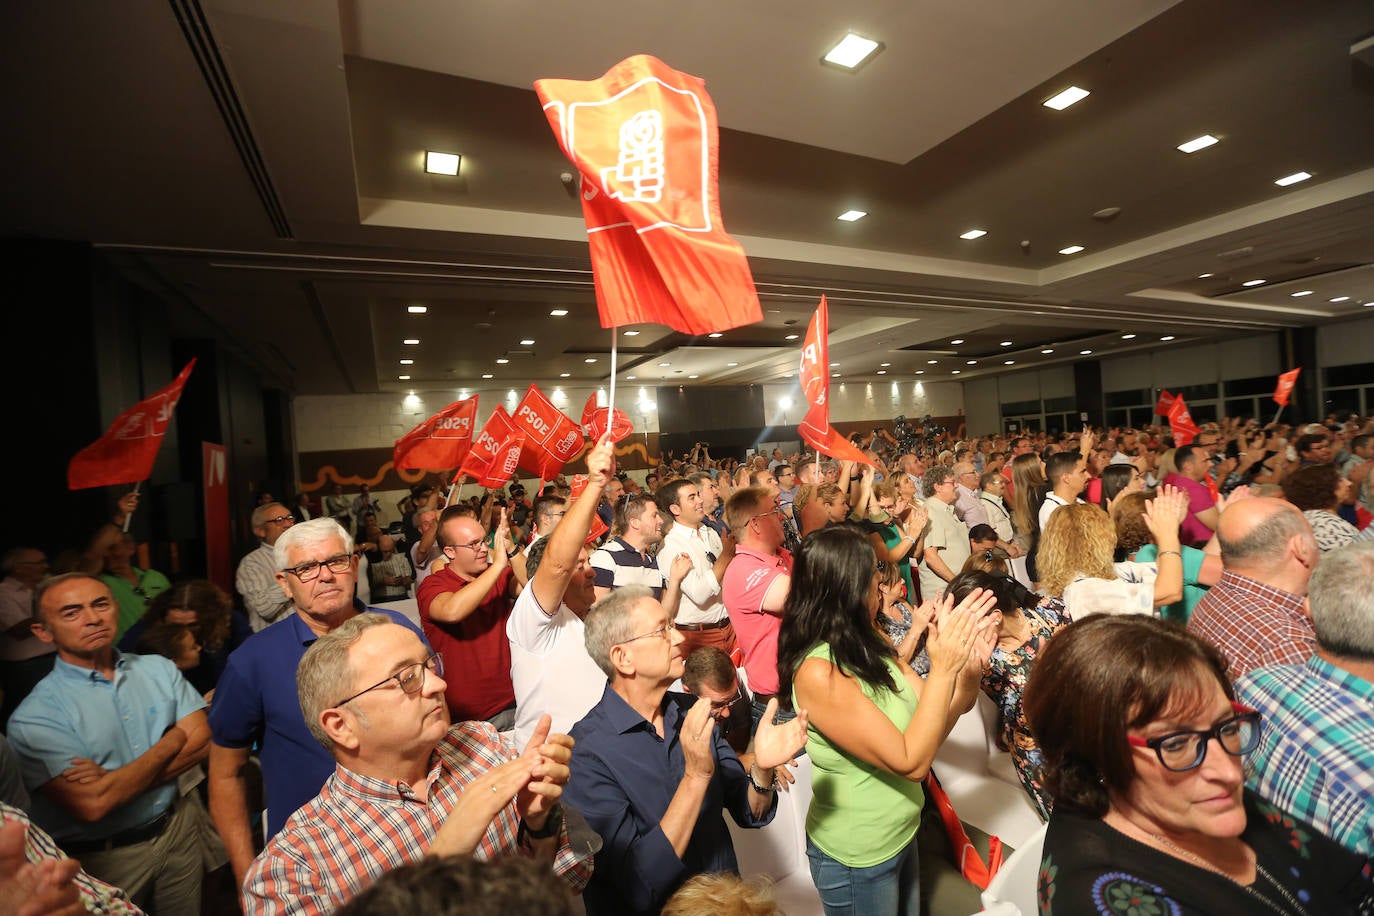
[
  {"xmin": 122, "ymin": 481, "xmax": 142, "ymax": 533},
  {"xmin": 445, "ymin": 478, "xmax": 459, "ymax": 508},
  {"xmin": 1271, "ymin": 403, "xmax": 1285, "ymax": 426},
  {"xmin": 607, "ymin": 329, "xmax": 618, "ymax": 436}
]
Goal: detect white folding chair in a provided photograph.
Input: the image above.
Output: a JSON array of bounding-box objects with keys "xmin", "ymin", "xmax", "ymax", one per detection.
[{"xmin": 979, "ymin": 823, "xmax": 1048, "ymax": 916}]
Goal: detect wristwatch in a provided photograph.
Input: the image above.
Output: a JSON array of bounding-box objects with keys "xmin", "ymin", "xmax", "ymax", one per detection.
[{"xmin": 522, "ymin": 803, "xmax": 563, "ymax": 840}]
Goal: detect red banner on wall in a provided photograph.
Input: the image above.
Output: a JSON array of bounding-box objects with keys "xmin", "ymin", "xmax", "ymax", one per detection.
[{"xmin": 202, "ymin": 442, "xmax": 232, "ymax": 595}]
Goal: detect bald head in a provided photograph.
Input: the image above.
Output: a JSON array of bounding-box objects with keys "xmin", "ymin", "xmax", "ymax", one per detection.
[{"xmin": 1217, "ymin": 497, "xmax": 1315, "ymax": 571}]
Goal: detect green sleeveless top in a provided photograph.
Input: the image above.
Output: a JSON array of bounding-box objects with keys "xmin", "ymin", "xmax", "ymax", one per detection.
[{"xmin": 798, "ymin": 643, "xmax": 926, "ymax": 866}]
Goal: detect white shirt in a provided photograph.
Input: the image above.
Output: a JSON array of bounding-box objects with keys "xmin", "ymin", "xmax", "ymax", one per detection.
[
  {"xmin": 506, "ymin": 585, "xmax": 606, "ymax": 748},
  {"xmin": 1038, "ymin": 492, "xmax": 1084, "ymax": 534},
  {"xmin": 1062, "ymin": 561, "xmax": 1157, "ymax": 618},
  {"xmin": 235, "ymin": 542, "xmax": 292, "ymax": 632},
  {"xmin": 659, "ymin": 522, "xmax": 727, "ymax": 625}
]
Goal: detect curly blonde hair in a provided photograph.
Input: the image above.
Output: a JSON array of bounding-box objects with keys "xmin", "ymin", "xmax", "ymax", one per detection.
[
  {"xmin": 661, "ymin": 873, "xmax": 781, "ymax": 916},
  {"xmin": 1111, "ymin": 492, "xmax": 1154, "ymax": 557},
  {"xmin": 1038, "ymin": 503, "xmax": 1117, "ymax": 597}
]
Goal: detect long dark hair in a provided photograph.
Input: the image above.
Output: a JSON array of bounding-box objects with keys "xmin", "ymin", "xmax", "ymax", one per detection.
[
  {"xmin": 1098, "ymin": 464, "xmax": 1135, "ymax": 509},
  {"xmin": 142, "ymin": 579, "xmax": 232, "ymax": 652},
  {"xmin": 777, "ymin": 526, "xmax": 896, "ymax": 709}
]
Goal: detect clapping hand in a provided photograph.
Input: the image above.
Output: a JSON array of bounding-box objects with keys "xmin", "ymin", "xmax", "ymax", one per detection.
[
  {"xmin": 515, "ymin": 714, "xmax": 574, "ymax": 829},
  {"xmin": 752, "ymin": 698, "xmax": 808, "ymax": 771}
]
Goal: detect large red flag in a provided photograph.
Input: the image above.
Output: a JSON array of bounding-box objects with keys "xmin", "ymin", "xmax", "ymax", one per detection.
[
  {"xmin": 1155, "ymin": 389, "xmax": 1177, "ymax": 416},
  {"xmin": 393, "ymin": 397, "xmax": 478, "ymax": 471},
  {"xmin": 568, "ymin": 474, "xmax": 610, "ymax": 543},
  {"xmin": 1273, "ymin": 368, "xmax": 1301, "ymax": 407},
  {"xmin": 797, "ymin": 298, "xmax": 872, "ymax": 467},
  {"xmin": 1167, "ymin": 397, "xmax": 1201, "ymax": 447},
  {"xmin": 580, "ymin": 393, "xmax": 634, "ymax": 443},
  {"xmin": 473, "ymin": 432, "xmax": 525, "ymax": 489},
  {"xmin": 457, "ymin": 406, "xmax": 518, "ymax": 484},
  {"xmin": 68, "ymin": 360, "xmax": 196, "ymax": 490},
  {"xmin": 513, "ymin": 386, "xmax": 585, "ymax": 481},
  {"xmin": 535, "ymin": 55, "xmax": 762, "ymax": 335}
]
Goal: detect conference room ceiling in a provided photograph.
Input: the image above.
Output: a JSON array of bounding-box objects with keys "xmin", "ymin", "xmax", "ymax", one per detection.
[{"xmin": 2, "ymin": 0, "xmax": 1372, "ymax": 396}]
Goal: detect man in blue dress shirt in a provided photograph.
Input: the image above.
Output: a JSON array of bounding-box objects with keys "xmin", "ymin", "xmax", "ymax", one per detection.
[{"xmin": 563, "ymin": 585, "xmax": 807, "ymax": 915}]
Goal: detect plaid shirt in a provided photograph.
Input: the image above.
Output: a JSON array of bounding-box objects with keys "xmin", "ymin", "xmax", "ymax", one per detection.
[
  {"xmin": 1187, "ymin": 569, "xmax": 1315, "ymax": 679},
  {"xmin": 242, "ymin": 722, "xmax": 591, "ymax": 916},
  {"xmin": 1237, "ymin": 656, "xmax": 1374, "ymax": 858},
  {"xmin": 0, "ymin": 803, "xmax": 142, "ymax": 915}
]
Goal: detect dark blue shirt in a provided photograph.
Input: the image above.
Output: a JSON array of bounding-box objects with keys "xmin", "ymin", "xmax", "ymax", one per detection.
[
  {"xmin": 207, "ymin": 603, "xmax": 424, "ymax": 837},
  {"xmin": 564, "ymin": 684, "xmax": 775, "ymax": 916}
]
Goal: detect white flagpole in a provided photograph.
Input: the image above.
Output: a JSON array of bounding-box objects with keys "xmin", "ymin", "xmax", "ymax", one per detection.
[
  {"xmin": 122, "ymin": 481, "xmax": 142, "ymax": 533},
  {"xmin": 607, "ymin": 330, "xmax": 618, "ymax": 435}
]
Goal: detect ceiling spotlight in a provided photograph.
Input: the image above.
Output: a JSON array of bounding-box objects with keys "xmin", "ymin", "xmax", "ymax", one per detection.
[
  {"xmin": 1160, "ymin": 335, "xmax": 1175, "ymax": 341},
  {"xmin": 785, "ymin": 334, "xmax": 800, "ymax": 340},
  {"xmin": 822, "ymin": 32, "xmax": 882, "ymax": 69},
  {"xmin": 1121, "ymin": 333, "xmax": 1137, "ymax": 339},
  {"xmin": 623, "ymin": 330, "xmax": 640, "ymax": 336},
  {"xmin": 1058, "ymin": 245, "xmax": 1085, "ymax": 255},
  {"xmin": 584, "ymin": 357, "xmax": 598, "ymax": 363},
  {"xmin": 877, "ymin": 370, "xmax": 886, "ymax": 374},
  {"xmin": 1042, "ymin": 86, "xmax": 1090, "ymax": 110},
  {"xmin": 399, "ymin": 359, "xmax": 414, "ymax": 365},
  {"xmin": 1080, "ymin": 349, "xmax": 1093, "ymax": 355},
  {"xmin": 549, "ymin": 308, "xmax": 569, "ymax": 317},
  {"xmin": 959, "ymin": 229, "xmax": 987, "ymax": 240},
  {"xmin": 424, "ymin": 151, "xmax": 461, "ymax": 175},
  {"xmin": 658, "ymin": 361, "xmax": 671, "ymax": 367},
  {"xmin": 831, "ymin": 372, "xmax": 841, "ymax": 378},
  {"xmin": 1330, "ymin": 296, "xmax": 1350, "ymax": 303},
  {"xmin": 1041, "ymin": 348, "xmax": 1054, "ymax": 354},
  {"xmin": 950, "ymin": 339, "xmax": 964, "ymax": 345},
  {"xmin": 403, "ymin": 338, "xmax": 420, "ymax": 345},
  {"xmin": 708, "ymin": 332, "xmax": 723, "ymax": 338},
  {"xmin": 482, "ymin": 373, "xmax": 493, "ymax": 379},
  {"xmin": 1274, "ymin": 171, "xmax": 1311, "ymax": 187},
  {"xmin": 952, "ymin": 370, "xmax": 961, "ymax": 375},
  {"xmin": 625, "ymin": 374, "xmax": 635, "ymax": 380},
  {"xmin": 1176, "ymin": 134, "xmax": 1219, "ymax": 154},
  {"xmin": 830, "ymin": 362, "xmax": 840, "ymax": 367},
  {"xmin": 1004, "ymin": 360, "xmax": 1015, "ymax": 365},
  {"xmin": 398, "ymin": 375, "xmax": 411, "ymax": 380},
  {"xmin": 688, "ymin": 374, "xmax": 699, "ymax": 379},
  {"xmin": 727, "ymin": 362, "xmax": 739, "ymax": 367},
  {"xmin": 1000, "ymin": 341, "xmax": 1013, "ymax": 347},
  {"xmin": 1242, "ymin": 279, "xmax": 1266, "ymax": 287},
  {"xmin": 407, "ymin": 305, "xmax": 428, "ymax": 314},
  {"xmin": 916, "ymin": 370, "xmax": 925, "ymax": 375},
  {"xmin": 1290, "ymin": 291, "xmax": 1313, "ymax": 297},
  {"xmin": 520, "ymin": 338, "xmax": 535, "ymax": 345},
  {"xmin": 836, "ymin": 209, "xmax": 868, "ymax": 222},
  {"xmin": 967, "ymin": 360, "xmax": 977, "ymax": 365},
  {"xmin": 927, "ymin": 359, "xmax": 938, "ymax": 364},
  {"xmin": 880, "ymin": 362, "xmax": 891, "ymax": 367},
  {"xmin": 1198, "ymin": 273, "xmax": 1213, "ymax": 279},
  {"xmin": 495, "ymin": 358, "xmax": 510, "ymax": 364},
  {"xmin": 559, "ymin": 372, "xmax": 571, "ymax": 378}
]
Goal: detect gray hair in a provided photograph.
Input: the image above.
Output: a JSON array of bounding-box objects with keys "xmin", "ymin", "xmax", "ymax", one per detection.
[
  {"xmin": 1218, "ymin": 504, "xmax": 1310, "ymax": 567},
  {"xmin": 32, "ymin": 572, "xmax": 108, "ymax": 623},
  {"xmin": 274, "ymin": 518, "xmax": 354, "ymax": 571},
  {"xmin": 251, "ymin": 502, "xmax": 290, "ymax": 529},
  {"xmin": 923, "ymin": 466, "xmax": 956, "ymax": 498},
  {"xmin": 583, "ymin": 585, "xmax": 654, "ymax": 678},
  {"xmin": 1308, "ymin": 541, "xmax": 1374, "ymax": 660},
  {"xmin": 296, "ymin": 612, "xmax": 395, "ymax": 752}
]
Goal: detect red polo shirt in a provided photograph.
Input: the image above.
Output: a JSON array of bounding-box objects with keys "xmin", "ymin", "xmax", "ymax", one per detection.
[{"xmin": 417, "ymin": 565, "xmax": 516, "ymax": 721}]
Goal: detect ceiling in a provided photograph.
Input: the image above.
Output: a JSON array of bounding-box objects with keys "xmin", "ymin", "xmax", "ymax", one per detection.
[{"xmin": 2, "ymin": 0, "xmax": 1373, "ymax": 397}]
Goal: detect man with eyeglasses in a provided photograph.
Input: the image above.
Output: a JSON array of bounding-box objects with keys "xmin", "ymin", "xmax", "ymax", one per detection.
[
  {"xmin": 235, "ymin": 501, "xmax": 297, "ymax": 632},
  {"xmin": 417, "ymin": 505, "xmax": 520, "ymax": 731},
  {"xmin": 564, "ymin": 586, "xmax": 807, "ymax": 915},
  {"xmin": 209, "ymin": 519, "xmax": 424, "ymax": 887},
  {"xmin": 243, "ymin": 614, "xmax": 590, "ymax": 915}
]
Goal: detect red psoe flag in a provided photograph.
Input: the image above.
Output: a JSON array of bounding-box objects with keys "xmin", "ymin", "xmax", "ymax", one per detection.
[
  {"xmin": 474, "ymin": 433, "xmax": 525, "ymax": 489},
  {"xmin": 1155, "ymin": 389, "xmax": 1177, "ymax": 416},
  {"xmin": 797, "ymin": 297, "xmax": 872, "ymax": 467},
  {"xmin": 513, "ymin": 386, "xmax": 585, "ymax": 481},
  {"xmin": 456, "ymin": 406, "xmax": 518, "ymax": 484},
  {"xmin": 68, "ymin": 359, "xmax": 196, "ymax": 490},
  {"xmin": 393, "ymin": 397, "xmax": 478, "ymax": 471},
  {"xmin": 1167, "ymin": 397, "xmax": 1201, "ymax": 447},
  {"xmin": 580, "ymin": 393, "xmax": 634, "ymax": 443},
  {"xmin": 535, "ymin": 55, "xmax": 763, "ymax": 335},
  {"xmin": 1273, "ymin": 368, "xmax": 1301, "ymax": 407}
]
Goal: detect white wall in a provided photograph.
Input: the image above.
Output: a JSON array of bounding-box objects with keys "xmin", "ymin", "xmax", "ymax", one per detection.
[
  {"xmin": 1099, "ymin": 335, "xmax": 1282, "ymax": 394},
  {"xmin": 760, "ymin": 379, "xmax": 963, "ymax": 428},
  {"xmin": 963, "ymin": 377, "xmax": 1000, "ymax": 436},
  {"xmin": 1316, "ymin": 313, "xmax": 1374, "ymax": 368}
]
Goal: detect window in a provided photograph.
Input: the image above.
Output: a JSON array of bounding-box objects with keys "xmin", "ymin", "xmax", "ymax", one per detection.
[{"xmin": 1106, "ymin": 389, "xmax": 1151, "ymax": 409}]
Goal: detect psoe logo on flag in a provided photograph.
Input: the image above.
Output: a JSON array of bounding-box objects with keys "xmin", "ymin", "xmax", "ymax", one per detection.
[
  {"xmin": 500, "ymin": 446, "xmax": 521, "ymax": 475},
  {"xmin": 603, "ymin": 110, "xmax": 664, "ymax": 203},
  {"xmin": 556, "ymin": 429, "xmax": 583, "ymax": 455},
  {"xmin": 432, "ymin": 416, "xmax": 473, "ymax": 438},
  {"xmin": 114, "ymin": 410, "xmax": 152, "ymax": 441}
]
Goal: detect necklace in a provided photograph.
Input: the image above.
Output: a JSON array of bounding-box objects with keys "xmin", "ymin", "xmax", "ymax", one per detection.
[{"xmin": 1146, "ymin": 831, "xmax": 1308, "ymax": 916}]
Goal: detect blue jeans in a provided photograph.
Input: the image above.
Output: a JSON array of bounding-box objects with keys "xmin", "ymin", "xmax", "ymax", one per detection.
[{"xmin": 806, "ymin": 832, "xmax": 921, "ymax": 916}]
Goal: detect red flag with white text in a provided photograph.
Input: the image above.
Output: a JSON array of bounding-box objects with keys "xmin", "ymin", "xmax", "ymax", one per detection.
[
  {"xmin": 1155, "ymin": 389, "xmax": 1177, "ymax": 416},
  {"xmin": 393, "ymin": 397, "xmax": 478, "ymax": 470},
  {"xmin": 567, "ymin": 474, "xmax": 610, "ymax": 543},
  {"xmin": 580, "ymin": 393, "xmax": 634, "ymax": 443},
  {"xmin": 534, "ymin": 55, "xmax": 762, "ymax": 335},
  {"xmin": 1272, "ymin": 368, "xmax": 1301, "ymax": 407},
  {"xmin": 456, "ymin": 406, "xmax": 518, "ymax": 484},
  {"xmin": 68, "ymin": 359, "xmax": 196, "ymax": 489},
  {"xmin": 797, "ymin": 298, "xmax": 872, "ymax": 467},
  {"xmin": 513, "ymin": 386, "xmax": 586, "ymax": 481},
  {"xmin": 474, "ymin": 432, "xmax": 525, "ymax": 489},
  {"xmin": 1167, "ymin": 397, "xmax": 1200, "ymax": 447}
]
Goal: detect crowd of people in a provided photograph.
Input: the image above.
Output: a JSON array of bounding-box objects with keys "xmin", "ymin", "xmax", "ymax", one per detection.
[{"xmin": 0, "ymin": 412, "xmax": 1372, "ymax": 915}]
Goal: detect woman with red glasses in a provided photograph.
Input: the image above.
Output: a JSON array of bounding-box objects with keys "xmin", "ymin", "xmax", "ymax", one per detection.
[{"xmin": 1024, "ymin": 615, "xmax": 1371, "ymax": 914}]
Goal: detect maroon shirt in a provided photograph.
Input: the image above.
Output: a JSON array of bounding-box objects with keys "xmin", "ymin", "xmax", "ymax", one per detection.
[{"xmin": 416, "ymin": 565, "xmax": 516, "ymax": 721}]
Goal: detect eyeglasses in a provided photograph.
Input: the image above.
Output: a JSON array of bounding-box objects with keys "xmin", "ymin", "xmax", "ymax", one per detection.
[
  {"xmin": 335, "ymin": 653, "xmax": 444, "ymax": 707},
  {"xmin": 750, "ymin": 499, "xmax": 784, "ymax": 523},
  {"xmin": 284, "ymin": 553, "xmax": 354, "ymax": 581},
  {"xmin": 709, "ymin": 688, "xmax": 743, "ymax": 715},
  {"xmin": 263, "ymin": 514, "xmax": 294, "ymax": 526},
  {"xmin": 445, "ymin": 537, "xmax": 488, "ymax": 553},
  {"xmin": 1127, "ymin": 703, "xmax": 1262, "ymax": 772},
  {"xmin": 621, "ymin": 621, "xmax": 677, "ymax": 644}
]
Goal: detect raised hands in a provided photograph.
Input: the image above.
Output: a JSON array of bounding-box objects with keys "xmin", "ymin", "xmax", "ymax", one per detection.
[
  {"xmin": 515, "ymin": 714, "xmax": 574, "ymax": 830},
  {"xmin": 925, "ymin": 588, "xmax": 998, "ymax": 679},
  {"xmin": 680, "ymin": 698, "xmax": 718, "ymax": 781},
  {"xmin": 752, "ymin": 698, "xmax": 808, "ymax": 771},
  {"xmin": 585, "ymin": 434, "xmax": 616, "ymax": 487},
  {"xmin": 1143, "ymin": 484, "xmax": 1188, "ymax": 540}
]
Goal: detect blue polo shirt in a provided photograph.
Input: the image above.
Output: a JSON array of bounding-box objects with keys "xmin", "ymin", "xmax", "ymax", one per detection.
[
  {"xmin": 564, "ymin": 684, "xmax": 774, "ymax": 916},
  {"xmin": 9, "ymin": 652, "xmax": 206, "ymax": 843},
  {"xmin": 208, "ymin": 604, "xmax": 423, "ymax": 837}
]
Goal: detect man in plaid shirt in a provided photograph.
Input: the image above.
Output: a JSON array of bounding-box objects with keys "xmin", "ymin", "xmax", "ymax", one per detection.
[
  {"xmin": 242, "ymin": 614, "xmax": 590, "ymax": 915},
  {"xmin": 1237, "ymin": 541, "xmax": 1374, "ymax": 858}
]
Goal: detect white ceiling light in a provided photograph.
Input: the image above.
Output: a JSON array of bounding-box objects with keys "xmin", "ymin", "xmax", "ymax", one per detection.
[
  {"xmin": 1290, "ymin": 290, "xmax": 1313, "ymax": 297},
  {"xmin": 915, "ymin": 370, "xmax": 925, "ymax": 375},
  {"xmin": 398, "ymin": 375, "xmax": 410, "ymax": 380},
  {"xmin": 959, "ymin": 229, "xmax": 987, "ymax": 240},
  {"xmin": 424, "ymin": 151, "xmax": 460, "ymax": 175},
  {"xmin": 688, "ymin": 374, "xmax": 699, "ymax": 379},
  {"xmin": 549, "ymin": 308, "xmax": 569, "ymax": 317},
  {"xmin": 584, "ymin": 357, "xmax": 598, "ymax": 363},
  {"xmin": 520, "ymin": 338, "xmax": 535, "ymax": 345},
  {"xmin": 658, "ymin": 361, "xmax": 671, "ymax": 367},
  {"xmin": 1198, "ymin": 273, "xmax": 1214, "ymax": 279},
  {"xmin": 967, "ymin": 360, "xmax": 977, "ymax": 365},
  {"xmin": 407, "ymin": 305, "xmax": 428, "ymax": 314},
  {"xmin": 1160, "ymin": 335, "xmax": 1175, "ymax": 341},
  {"xmin": 623, "ymin": 330, "xmax": 640, "ymax": 336},
  {"xmin": 481, "ymin": 373, "xmax": 493, "ymax": 379},
  {"xmin": 1274, "ymin": 171, "xmax": 1311, "ymax": 187},
  {"xmin": 727, "ymin": 362, "xmax": 739, "ymax": 367},
  {"xmin": 831, "ymin": 372, "xmax": 841, "ymax": 378},
  {"xmin": 927, "ymin": 359, "xmax": 938, "ymax": 364},
  {"xmin": 1121, "ymin": 333, "xmax": 1137, "ymax": 339},
  {"xmin": 1000, "ymin": 340, "xmax": 1013, "ymax": 346},
  {"xmin": 779, "ymin": 396, "xmax": 793, "ymax": 409},
  {"xmin": 830, "ymin": 362, "xmax": 840, "ymax": 367},
  {"xmin": 1242, "ymin": 279, "xmax": 1266, "ymax": 287},
  {"xmin": 708, "ymin": 332, "xmax": 723, "ymax": 338},
  {"xmin": 880, "ymin": 362, "xmax": 891, "ymax": 367},
  {"xmin": 952, "ymin": 370, "xmax": 961, "ymax": 375},
  {"xmin": 877, "ymin": 370, "xmax": 886, "ymax": 375},
  {"xmin": 1080, "ymin": 349, "xmax": 1093, "ymax": 355},
  {"xmin": 785, "ymin": 334, "xmax": 800, "ymax": 340},
  {"xmin": 822, "ymin": 33, "xmax": 881, "ymax": 69},
  {"xmin": 950, "ymin": 338, "xmax": 964, "ymax": 345},
  {"xmin": 403, "ymin": 338, "xmax": 420, "ymax": 345},
  {"xmin": 624, "ymin": 374, "xmax": 635, "ymax": 379},
  {"xmin": 1042, "ymin": 86, "xmax": 1090, "ymax": 110},
  {"xmin": 1058, "ymin": 245, "xmax": 1085, "ymax": 255},
  {"xmin": 559, "ymin": 372, "xmax": 571, "ymax": 378},
  {"xmin": 1330, "ymin": 296, "xmax": 1350, "ymax": 303},
  {"xmin": 399, "ymin": 359, "xmax": 414, "ymax": 365},
  {"xmin": 1004, "ymin": 360, "xmax": 1015, "ymax": 365},
  {"xmin": 1176, "ymin": 134, "xmax": 1219, "ymax": 153},
  {"xmin": 496, "ymin": 358, "xmax": 510, "ymax": 364},
  {"xmin": 836, "ymin": 209, "xmax": 867, "ymax": 222},
  {"xmin": 1041, "ymin": 348, "xmax": 1054, "ymax": 354}
]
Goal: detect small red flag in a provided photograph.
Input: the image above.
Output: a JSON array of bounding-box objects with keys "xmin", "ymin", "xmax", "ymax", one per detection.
[
  {"xmin": 1155, "ymin": 389, "xmax": 1177, "ymax": 416},
  {"xmin": 569, "ymin": 474, "xmax": 590, "ymax": 499},
  {"xmin": 68, "ymin": 359, "xmax": 196, "ymax": 490},
  {"xmin": 580, "ymin": 393, "xmax": 634, "ymax": 443},
  {"xmin": 474, "ymin": 432, "xmax": 525, "ymax": 489},
  {"xmin": 1167, "ymin": 397, "xmax": 1201, "ymax": 447},
  {"xmin": 1273, "ymin": 368, "xmax": 1301, "ymax": 407},
  {"xmin": 534, "ymin": 55, "xmax": 763, "ymax": 335},
  {"xmin": 456, "ymin": 406, "xmax": 518, "ymax": 484},
  {"xmin": 513, "ymin": 386, "xmax": 585, "ymax": 481},
  {"xmin": 797, "ymin": 298, "xmax": 872, "ymax": 467},
  {"xmin": 393, "ymin": 397, "xmax": 478, "ymax": 471}
]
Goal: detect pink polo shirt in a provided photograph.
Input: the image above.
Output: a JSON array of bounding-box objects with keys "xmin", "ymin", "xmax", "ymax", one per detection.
[{"xmin": 721, "ymin": 545, "xmax": 793, "ymax": 696}]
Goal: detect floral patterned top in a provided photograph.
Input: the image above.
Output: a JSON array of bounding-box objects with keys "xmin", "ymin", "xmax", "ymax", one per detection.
[
  {"xmin": 981, "ymin": 597, "xmax": 1069, "ymax": 820},
  {"xmin": 1038, "ymin": 791, "xmax": 1374, "ymax": 915}
]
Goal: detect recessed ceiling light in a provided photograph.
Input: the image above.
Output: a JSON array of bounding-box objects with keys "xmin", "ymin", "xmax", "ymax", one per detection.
[
  {"xmin": 407, "ymin": 305, "xmax": 428, "ymax": 314},
  {"xmin": 399, "ymin": 359, "xmax": 414, "ymax": 365},
  {"xmin": 1290, "ymin": 290, "xmax": 1313, "ymax": 297},
  {"xmin": 880, "ymin": 362, "xmax": 891, "ymax": 367},
  {"xmin": 1041, "ymin": 348, "xmax": 1054, "ymax": 354},
  {"xmin": 952, "ymin": 370, "xmax": 961, "ymax": 375},
  {"xmin": 1121, "ymin": 333, "xmax": 1136, "ymax": 340},
  {"xmin": 1198, "ymin": 273, "xmax": 1213, "ymax": 279},
  {"xmin": 559, "ymin": 372, "xmax": 571, "ymax": 378},
  {"xmin": 623, "ymin": 330, "xmax": 640, "ymax": 336},
  {"xmin": 822, "ymin": 32, "xmax": 882, "ymax": 69},
  {"xmin": 496, "ymin": 358, "xmax": 510, "ymax": 364},
  {"xmin": 549, "ymin": 309, "xmax": 569, "ymax": 317},
  {"xmin": 959, "ymin": 229, "xmax": 987, "ymax": 240},
  {"xmin": 836, "ymin": 209, "xmax": 867, "ymax": 222},
  {"xmin": 624, "ymin": 374, "xmax": 635, "ymax": 379},
  {"xmin": 916, "ymin": 370, "xmax": 925, "ymax": 375},
  {"xmin": 658, "ymin": 361, "xmax": 671, "ymax": 367},
  {"xmin": 398, "ymin": 375, "xmax": 411, "ymax": 380},
  {"xmin": 1242, "ymin": 279, "xmax": 1266, "ymax": 287},
  {"xmin": 950, "ymin": 339, "xmax": 964, "ymax": 345},
  {"xmin": 584, "ymin": 357, "xmax": 598, "ymax": 364},
  {"xmin": 688, "ymin": 374, "xmax": 699, "ymax": 379},
  {"xmin": 1177, "ymin": 134, "xmax": 1219, "ymax": 154},
  {"xmin": 403, "ymin": 338, "xmax": 420, "ymax": 345},
  {"xmin": 1001, "ymin": 341, "xmax": 1013, "ymax": 347},
  {"xmin": 1330, "ymin": 296, "xmax": 1350, "ymax": 303},
  {"xmin": 877, "ymin": 370, "xmax": 886, "ymax": 375},
  {"xmin": 1274, "ymin": 171, "xmax": 1311, "ymax": 187},
  {"xmin": 520, "ymin": 338, "xmax": 535, "ymax": 345},
  {"xmin": 785, "ymin": 334, "xmax": 800, "ymax": 340},
  {"xmin": 831, "ymin": 372, "xmax": 841, "ymax": 378},
  {"xmin": 928, "ymin": 359, "xmax": 938, "ymax": 364},
  {"xmin": 1160, "ymin": 335, "xmax": 1175, "ymax": 341},
  {"xmin": 830, "ymin": 362, "xmax": 840, "ymax": 367},
  {"xmin": 1042, "ymin": 86, "xmax": 1090, "ymax": 110},
  {"xmin": 1004, "ymin": 360, "xmax": 1015, "ymax": 365},
  {"xmin": 481, "ymin": 373, "xmax": 493, "ymax": 379},
  {"xmin": 708, "ymin": 332, "xmax": 723, "ymax": 338},
  {"xmin": 967, "ymin": 360, "xmax": 978, "ymax": 365},
  {"xmin": 727, "ymin": 362, "xmax": 739, "ymax": 367},
  {"xmin": 1058, "ymin": 245, "xmax": 1085, "ymax": 255},
  {"xmin": 424, "ymin": 151, "xmax": 460, "ymax": 175},
  {"xmin": 1080, "ymin": 349, "xmax": 1093, "ymax": 355}
]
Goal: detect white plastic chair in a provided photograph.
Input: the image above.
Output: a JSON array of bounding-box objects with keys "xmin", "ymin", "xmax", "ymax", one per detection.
[{"xmin": 979, "ymin": 822, "xmax": 1047, "ymax": 916}]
